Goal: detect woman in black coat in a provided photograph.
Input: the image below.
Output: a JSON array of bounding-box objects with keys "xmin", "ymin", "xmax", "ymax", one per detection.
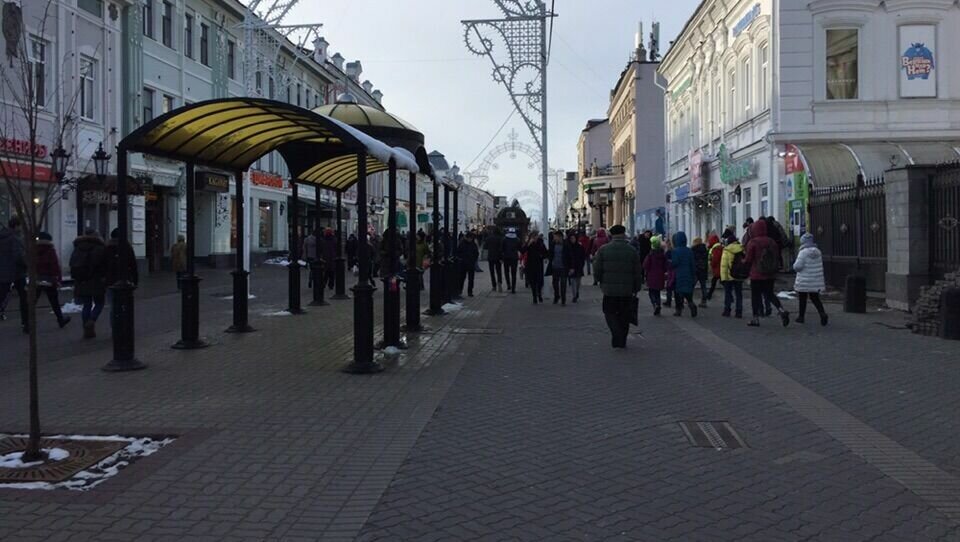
[{"xmin": 523, "ymin": 235, "xmax": 548, "ymax": 304}]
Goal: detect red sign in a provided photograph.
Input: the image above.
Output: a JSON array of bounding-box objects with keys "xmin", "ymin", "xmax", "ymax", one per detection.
[
  {"xmin": 251, "ymin": 170, "xmax": 285, "ymax": 189},
  {"xmin": 0, "ymin": 137, "xmax": 48, "ymax": 159},
  {"xmin": 784, "ymin": 144, "xmax": 804, "ymax": 175},
  {"xmin": 0, "ymin": 159, "xmax": 52, "ymax": 182}
]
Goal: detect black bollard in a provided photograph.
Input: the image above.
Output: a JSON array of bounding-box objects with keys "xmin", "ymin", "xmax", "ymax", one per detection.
[
  {"xmin": 310, "ymin": 259, "xmax": 328, "ymax": 306},
  {"xmin": 940, "ymin": 288, "xmax": 960, "ymax": 340},
  {"xmin": 173, "ymin": 274, "xmax": 209, "ymax": 349}
]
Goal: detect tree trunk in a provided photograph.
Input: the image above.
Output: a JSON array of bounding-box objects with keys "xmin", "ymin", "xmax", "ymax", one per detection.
[{"xmin": 20, "ymin": 234, "xmax": 43, "ymax": 462}]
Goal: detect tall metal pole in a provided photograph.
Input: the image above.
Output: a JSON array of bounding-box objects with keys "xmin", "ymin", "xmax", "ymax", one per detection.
[
  {"xmin": 332, "ymin": 190, "xmax": 348, "ymax": 299},
  {"xmin": 173, "ymin": 163, "xmax": 208, "ymax": 349},
  {"xmin": 227, "ymin": 170, "xmax": 254, "ymax": 332},
  {"xmin": 381, "ymin": 159, "xmax": 401, "ymax": 348},
  {"xmin": 310, "ymin": 184, "xmax": 327, "ymax": 307},
  {"xmin": 426, "ymin": 179, "xmax": 444, "ymax": 315},
  {"xmin": 103, "ymin": 149, "xmax": 145, "ymax": 371},
  {"xmin": 288, "ymin": 182, "xmax": 304, "ymax": 314},
  {"xmin": 405, "ymin": 171, "xmax": 422, "ymax": 330},
  {"xmin": 344, "ymin": 151, "xmax": 382, "ymax": 374},
  {"xmin": 539, "ymin": 1, "xmax": 549, "ymax": 234}
]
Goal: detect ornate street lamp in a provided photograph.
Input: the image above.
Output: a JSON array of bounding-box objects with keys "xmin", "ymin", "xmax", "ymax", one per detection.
[
  {"xmin": 92, "ymin": 143, "xmax": 111, "ymax": 179},
  {"xmin": 51, "ymin": 145, "xmax": 70, "ymax": 182}
]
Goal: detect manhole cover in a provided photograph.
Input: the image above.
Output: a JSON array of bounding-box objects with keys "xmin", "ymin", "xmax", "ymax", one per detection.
[
  {"xmin": 0, "ymin": 437, "xmax": 127, "ymax": 483},
  {"xmin": 450, "ymin": 328, "xmax": 503, "ymax": 335},
  {"xmin": 678, "ymin": 421, "xmax": 747, "ymax": 449}
]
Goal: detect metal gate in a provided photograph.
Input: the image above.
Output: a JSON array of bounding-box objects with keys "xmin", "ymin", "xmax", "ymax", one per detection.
[
  {"xmin": 930, "ymin": 164, "xmax": 960, "ymax": 280},
  {"xmin": 808, "ymin": 175, "xmax": 887, "ymax": 291}
]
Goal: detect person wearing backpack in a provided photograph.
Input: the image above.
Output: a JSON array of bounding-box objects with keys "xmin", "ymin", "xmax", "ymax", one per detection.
[
  {"xmin": 792, "ymin": 233, "xmax": 829, "ymax": 326},
  {"xmin": 743, "ymin": 219, "xmax": 789, "ymax": 327},
  {"xmin": 719, "ymin": 229, "xmax": 745, "ymax": 318},
  {"xmin": 33, "ymin": 232, "xmax": 71, "ymax": 330},
  {"xmin": 642, "ymin": 235, "xmax": 667, "ymax": 315},
  {"xmin": 71, "ymin": 229, "xmax": 107, "ymax": 338}
]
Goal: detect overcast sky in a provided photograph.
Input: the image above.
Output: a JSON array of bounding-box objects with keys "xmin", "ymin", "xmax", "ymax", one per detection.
[{"xmin": 289, "ymin": 0, "xmax": 701, "ymax": 202}]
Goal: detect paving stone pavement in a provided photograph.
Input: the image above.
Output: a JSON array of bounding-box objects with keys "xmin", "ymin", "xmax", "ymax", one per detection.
[{"xmin": 356, "ymin": 282, "xmax": 960, "ymax": 541}]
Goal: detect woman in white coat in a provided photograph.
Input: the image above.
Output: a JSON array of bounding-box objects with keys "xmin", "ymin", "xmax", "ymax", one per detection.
[{"xmin": 792, "ymin": 233, "xmax": 829, "ymax": 326}]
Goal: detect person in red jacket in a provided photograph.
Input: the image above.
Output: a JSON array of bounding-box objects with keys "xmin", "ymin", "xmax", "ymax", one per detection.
[
  {"xmin": 578, "ymin": 232, "xmax": 593, "ymax": 276},
  {"xmin": 742, "ymin": 220, "xmax": 789, "ymax": 327},
  {"xmin": 706, "ymin": 233, "xmax": 722, "ymax": 300},
  {"xmin": 33, "ymin": 232, "xmax": 71, "ymax": 330}
]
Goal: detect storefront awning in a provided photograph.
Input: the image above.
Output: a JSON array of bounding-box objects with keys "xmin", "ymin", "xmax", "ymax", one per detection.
[{"xmin": 796, "ymin": 142, "xmax": 960, "ymax": 188}]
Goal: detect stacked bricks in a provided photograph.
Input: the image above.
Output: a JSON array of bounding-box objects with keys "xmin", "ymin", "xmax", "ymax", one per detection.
[{"xmin": 909, "ymin": 269, "xmax": 960, "ymax": 336}]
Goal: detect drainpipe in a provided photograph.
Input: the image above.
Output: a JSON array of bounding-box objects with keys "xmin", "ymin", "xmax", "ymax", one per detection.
[
  {"xmin": 770, "ymin": 0, "xmax": 782, "ymax": 221},
  {"xmin": 654, "ymin": 72, "xmax": 670, "ymax": 233}
]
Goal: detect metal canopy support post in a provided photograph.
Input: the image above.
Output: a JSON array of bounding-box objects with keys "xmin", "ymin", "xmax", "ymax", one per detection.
[
  {"xmin": 173, "ymin": 163, "xmax": 209, "ymax": 349},
  {"xmin": 103, "ymin": 148, "xmax": 145, "ymax": 372},
  {"xmin": 332, "ymin": 190, "xmax": 349, "ymax": 299},
  {"xmin": 426, "ymin": 179, "xmax": 445, "ymax": 316},
  {"xmin": 344, "ymin": 151, "xmax": 382, "ymax": 374},
  {"xmin": 227, "ymin": 170, "xmax": 255, "ymax": 333},
  {"xmin": 287, "ymin": 182, "xmax": 305, "ymax": 315},
  {"xmin": 404, "ymin": 171, "xmax": 423, "ymax": 330},
  {"xmin": 381, "ymin": 158, "xmax": 402, "ymax": 348},
  {"xmin": 310, "ymin": 184, "xmax": 328, "ymax": 306},
  {"xmin": 443, "ymin": 185, "xmax": 456, "ymax": 303},
  {"xmin": 451, "ymin": 186, "xmax": 462, "ymax": 300}
]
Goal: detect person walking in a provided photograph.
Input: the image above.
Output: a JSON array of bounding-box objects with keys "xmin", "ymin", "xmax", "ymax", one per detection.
[
  {"xmin": 669, "ymin": 231, "xmax": 698, "ymax": 318},
  {"xmin": 170, "ymin": 234, "xmax": 187, "ymax": 290},
  {"xmin": 692, "ymin": 236, "xmax": 710, "ymax": 307},
  {"xmin": 0, "ymin": 217, "xmax": 27, "ymax": 333},
  {"xmin": 593, "ymin": 225, "xmax": 643, "ymax": 349},
  {"xmin": 346, "ymin": 233, "xmax": 358, "ymax": 271},
  {"xmin": 71, "ymin": 229, "xmax": 108, "ymax": 338},
  {"xmin": 523, "ymin": 233, "xmax": 547, "ymax": 304},
  {"xmin": 719, "ymin": 229, "xmax": 745, "ymax": 318},
  {"xmin": 546, "ymin": 231, "xmax": 570, "ymax": 305},
  {"xmin": 663, "ymin": 236, "xmax": 675, "ymax": 308},
  {"xmin": 566, "ymin": 231, "xmax": 586, "ymax": 303},
  {"xmin": 591, "ymin": 229, "xmax": 609, "ymax": 285},
  {"xmin": 578, "ymin": 231, "xmax": 593, "ymax": 276},
  {"xmin": 484, "ymin": 228, "xmax": 504, "ymax": 292},
  {"xmin": 636, "ymin": 231, "xmax": 652, "ymax": 285},
  {"xmin": 33, "ymin": 232, "xmax": 71, "ymax": 330},
  {"xmin": 320, "ymin": 228, "xmax": 337, "ymax": 289},
  {"xmin": 501, "ymin": 228, "xmax": 521, "ymax": 294},
  {"xmin": 105, "ymin": 228, "xmax": 139, "ymax": 331},
  {"xmin": 457, "ymin": 231, "xmax": 479, "ymax": 297},
  {"xmin": 707, "ymin": 233, "xmax": 722, "ymax": 300},
  {"xmin": 642, "ymin": 235, "xmax": 667, "ymax": 315},
  {"xmin": 743, "ymin": 219, "xmax": 790, "ymax": 327},
  {"xmin": 792, "ymin": 233, "xmax": 829, "ymax": 326},
  {"xmin": 301, "ymin": 229, "xmax": 318, "ymax": 288}
]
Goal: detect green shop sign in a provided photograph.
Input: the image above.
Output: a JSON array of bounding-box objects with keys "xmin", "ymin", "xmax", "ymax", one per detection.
[
  {"xmin": 671, "ymin": 76, "xmax": 693, "ymax": 99},
  {"xmin": 718, "ymin": 144, "xmax": 759, "ymax": 185}
]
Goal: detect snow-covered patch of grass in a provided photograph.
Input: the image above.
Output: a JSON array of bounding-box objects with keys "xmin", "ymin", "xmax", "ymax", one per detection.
[
  {"xmin": 60, "ymin": 302, "xmax": 84, "ymax": 314},
  {"xmin": 0, "ymin": 435, "xmax": 174, "ymax": 491}
]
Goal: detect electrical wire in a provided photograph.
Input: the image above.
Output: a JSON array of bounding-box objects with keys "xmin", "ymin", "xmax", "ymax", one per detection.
[{"xmin": 463, "ymin": 109, "xmax": 516, "ymax": 173}]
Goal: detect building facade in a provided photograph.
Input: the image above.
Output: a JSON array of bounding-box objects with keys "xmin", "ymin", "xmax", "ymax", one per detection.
[{"xmin": 660, "ymin": 0, "xmax": 960, "ymax": 242}]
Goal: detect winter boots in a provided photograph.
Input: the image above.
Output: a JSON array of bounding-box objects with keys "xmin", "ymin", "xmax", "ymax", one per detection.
[{"xmin": 83, "ymin": 320, "xmax": 96, "ymax": 339}]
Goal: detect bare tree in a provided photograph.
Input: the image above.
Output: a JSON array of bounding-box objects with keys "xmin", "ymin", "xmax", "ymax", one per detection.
[{"xmin": 0, "ymin": 0, "xmax": 87, "ymax": 461}]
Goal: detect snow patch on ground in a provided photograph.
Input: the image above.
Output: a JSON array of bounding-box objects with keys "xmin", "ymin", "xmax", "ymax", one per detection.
[
  {"xmin": 262, "ymin": 258, "xmax": 306, "ymax": 267},
  {"xmin": 222, "ymin": 294, "xmax": 257, "ymax": 300},
  {"xmin": 383, "ymin": 346, "xmax": 402, "ymax": 356},
  {"xmin": 60, "ymin": 302, "xmax": 84, "ymax": 314},
  {"xmin": 0, "ymin": 435, "xmax": 174, "ymax": 491},
  {"xmin": 263, "ymin": 310, "xmax": 292, "ymax": 317},
  {"xmin": 0, "ymin": 447, "xmax": 69, "ymax": 468},
  {"xmin": 777, "ymin": 291, "xmax": 797, "ymax": 300},
  {"xmin": 441, "ymin": 303, "xmax": 462, "ymax": 312}
]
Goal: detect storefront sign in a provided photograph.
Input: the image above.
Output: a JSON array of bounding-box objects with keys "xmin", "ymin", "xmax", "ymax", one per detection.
[
  {"xmin": 251, "ymin": 170, "xmax": 285, "ymax": 189},
  {"xmin": 783, "ymin": 144, "xmax": 804, "ymax": 175},
  {"xmin": 731, "ymin": 3, "xmax": 761, "ymax": 38},
  {"xmin": 196, "ymin": 172, "xmax": 230, "ymax": 192},
  {"xmin": 417, "ymin": 213, "xmax": 429, "ymax": 223},
  {"xmin": 900, "ymin": 25, "xmax": 936, "ymax": 98},
  {"xmin": 689, "ymin": 149, "xmax": 705, "ymax": 195},
  {"xmin": 342, "ymin": 185, "xmax": 358, "ymax": 205},
  {"xmin": 671, "ymin": 76, "xmax": 693, "ymax": 99},
  {"xmin": 397, "ymin": 211, "xmax": 408, "ymax": 229},
  {"xmin": 0, "ymin": 159, "xmax": 52, "ymax": 182},
  {"xmin": 0, "ymin": 137, "xmax": 48, "ymax": 159},
  {"xmin": 674, "ymin": 183, "xmax": 690, "ymax": 202},
  {"xmin": 786, "ymin": 171, "xmax": 808, "ymax": 202},
  {"xmin": 718, "ymin": 144, "xmax": 758, "ymax": 185}
]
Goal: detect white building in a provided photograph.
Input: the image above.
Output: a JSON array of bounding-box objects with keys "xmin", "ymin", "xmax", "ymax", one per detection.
[{"xmin": 659, "ymin": 0, "xmax": 960, "ymax": 240}]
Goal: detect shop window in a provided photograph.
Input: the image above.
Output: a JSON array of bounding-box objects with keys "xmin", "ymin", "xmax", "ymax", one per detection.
[
  {"xmin": 744, "ymin": 187, "xmax": 753, "ymax": 221},
  {"xmin": 259, "ymin": 200, "xmax": 274, "ymax": 248},
  {"xmin": 826, "ymin": 28, "xmax": 858, "ymax": 100},
  {"xmin": 760, "ymin": 183, "xmax": 769, "ymax": 217}
]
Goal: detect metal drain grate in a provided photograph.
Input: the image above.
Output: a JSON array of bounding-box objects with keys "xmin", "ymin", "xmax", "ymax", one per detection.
[
  {"xmin": 450, "ymin": 328, "xmax": 503, "ymax": 335},
  {"xmin": 678, "ymin": 421, "xmax": 748, "ymax": 449}
]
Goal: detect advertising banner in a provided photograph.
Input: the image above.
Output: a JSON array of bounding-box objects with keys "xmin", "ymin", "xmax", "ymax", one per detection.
[{"xmin": 900, "ymin": 25, "xmax": 937, "ymax": 98}]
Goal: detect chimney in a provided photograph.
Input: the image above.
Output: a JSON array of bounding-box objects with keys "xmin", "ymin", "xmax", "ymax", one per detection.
[
  {"xmin": 312, "ymin": 36, "xmax": 329, "ymax": 63},
  {"xmin": 362, "ymin": 80, "xmax": 373, "ymax": 93},
  {"xmin": 345, "ymin": 60, "xmax": 363, "ymax": 81},
  {"xmin": 331, "ymin": 52, "xmax": 344, "ymax": 71},
  {"xmin": 372, "ymin": 89, "xmax": 383, "ymax": 103}
]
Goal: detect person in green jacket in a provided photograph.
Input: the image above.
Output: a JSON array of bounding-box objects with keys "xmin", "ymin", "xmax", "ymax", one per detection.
[{"xmin": 593, "ymin": 224, "xmax": 643, "ymax": 349}]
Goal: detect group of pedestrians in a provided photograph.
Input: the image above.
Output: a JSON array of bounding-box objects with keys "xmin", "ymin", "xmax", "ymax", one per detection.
[{"xmin": 0, "ymin": 217, "xmax": 136, "ymax": 339}]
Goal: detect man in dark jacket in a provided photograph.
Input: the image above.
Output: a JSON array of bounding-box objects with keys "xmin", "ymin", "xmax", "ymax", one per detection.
[
  {"xmin": 457, "ymin": 232, "xmax": 480, "ymax": 296},
  {"xmin": 0, "ymin": 217, "xmax": 27, "ymax": 332},
  {"xmin": 593, "ymin": 225, "xmax": 642, "ymax": 349},
  {"xmin": 546, "ymin": 231, "xmax": 571, "ymax": 305},
  {"xmin": 33, "ymin": 232, "xmax": 70, "ymax": 330},
  {"xmin": 321, "ymin": 228, "xmax": 337, "ymax": 289},
  {"xmin": 484, "ymin": 228, "xmax": 504, "ymax": 292},
  {"xmin": 743, "ymin": 220, "xmax": 789, "ymax": 327},
  {"xmin": 71, "ymin": 229, "xmax": 107, "ymax": 338},
  {"xmin": 501, "ymin": 228, "xmax": 521, "ymax": 294}
]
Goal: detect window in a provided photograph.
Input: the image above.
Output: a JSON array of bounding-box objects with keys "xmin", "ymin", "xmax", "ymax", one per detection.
[
  {"xmin": 727, "ymin": 68, "xmax": 736, "ymax": 128},
  {"xmin": 143, "ymin": 0, "xmax": 154, "ymax": 39},
  {"xmin": 80, "ymin": 58, "xmax": 95, "ymax": 120},
  {"xmin": 296, "ymin": 83, "xmax": 301, "ymax": 106},
  {"xmin": 227, "ymin": 40, "xmax": 236, "ymax": 79},
  {"xmin": 200, "ymin": 23, "xmax": 209, "ymax": 66},
  {"xmin": 29, "ymin": 38, "xmax": 46, "ymax": 107},
  {"xmin": 78, "ymin": 0, "xmax": 103, "ymax": 17},
  {"xmin": 258, "ymin": 201, "xmax": 274, "ymax": 248},
  {"xmin": 744, "ymin": 187, "xmax": 753, "ymax": 221},
  {"xmin": 826, "ymin": 28, "xmax": 858, "ymax": 100},
  {"xmin": 714, "ymin": 79, "xmax": 721, "ymax": 139},
  {"xmin": 161, "ymin": 2, "xmax": 173, "ymax": 47},
  {"xmin": 255, "ymin": 71, "xmax": 262, "ymax": 94},
  {"xmin": 184, "ymin": 13, "xmax": 194, "ymax": 58},
  {"xmin": 760, "ymin": 45, "xmax": 769, "ymax": 111},
  {"xmin": 742, "ymin": 57, "xmax": 752, "ymax": 117},
  {"xmin": 729, "ymin": 199, "xmax": 737, "ymax": 235},
  {"xmin": 142, "ymin": 87, "xmax": 154, "ymax": 124},
  {"xmin": 268, "ymin": 77, "xmax": 275, "ymax": 99},
  {"xmin": 760, "ymin": 183, "xmax": 769, "ymax": 217},
  {"xmin": 162, "ymin": 94, "xmax": 174, "ymax": 114},
  {"xmin": 286, "ymin": 86, "xmax": 291, "ymax": 103}
]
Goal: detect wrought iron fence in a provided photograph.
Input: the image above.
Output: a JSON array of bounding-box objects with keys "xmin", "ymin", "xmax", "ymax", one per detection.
[
  {"xmin": 930, "ymin": 163, "xmax": 960, "ymax": 280},
  {"xmin": 808, "ymin": 175, "xmax": 887, "ymax": 290}
]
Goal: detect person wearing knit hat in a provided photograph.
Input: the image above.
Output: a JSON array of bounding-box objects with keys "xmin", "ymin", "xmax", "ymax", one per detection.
[
  {"xmin": 643, "ymin": 235, "xmax": 668, "ymax": 316},
  {"xmin": 792, "ymin": 232, "xmax": 828, "ymax": 325},
  {"xmin": 719, "ymin": 230, "xmax": 746, "ymax": 318},
  {"xmin": 593, "ymin": 224, "xmax": 643, "ymax": 348}
]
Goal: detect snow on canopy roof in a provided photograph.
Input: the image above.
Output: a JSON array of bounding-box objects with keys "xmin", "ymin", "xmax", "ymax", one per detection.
[{"xmin": 325, "ymin": 116, "xmax": 419, "ymax": 173}]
